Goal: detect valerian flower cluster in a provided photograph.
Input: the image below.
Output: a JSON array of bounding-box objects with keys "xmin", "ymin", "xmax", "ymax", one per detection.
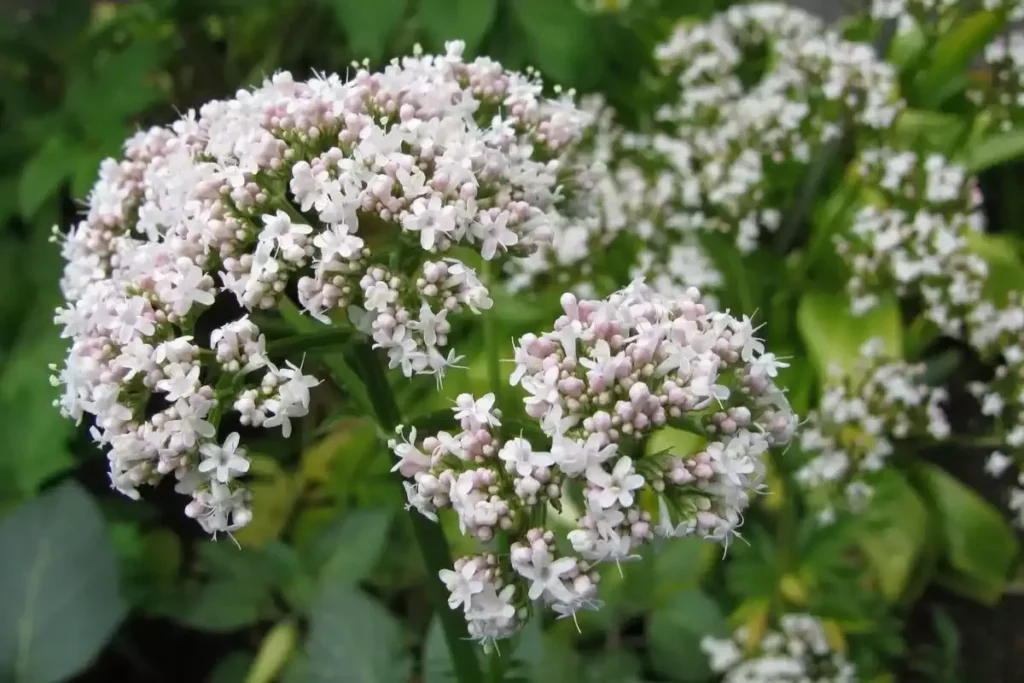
[
  {"xmin": 701, "ymin": 614, "xmax": 857, "ymax": 683},
  {"xmin": 516, "ymin": 3, "xmax": 904, "ymax": 303},
  {"xmin": 390, "ymin": 281, "xmax": 798, "ymax": 643},
  {"xmin": 50, "ymin": 41, "xmax": 601, "ymax": 535},
  {"xmin": 796, "ymin": 339, "xmax": 950, "ymax": 523}
]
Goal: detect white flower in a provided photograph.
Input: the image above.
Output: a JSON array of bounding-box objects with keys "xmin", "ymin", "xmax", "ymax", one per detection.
[
  {"xmin": 515, "ymin": 549, "xmax": 577, "ymax": 603},
  {"xmin": 439, "ymin": 559, "xmax": 485, "ymax": 611},
  {"xmin": 986, "ymin": 451, "xmax": 1014, "ymax": 478},
  {"xmin": 198, "ymin": 432, "xmax": 250, "ymax": 483},
  {"xmin": 499, "ymin": 438, "xmax": 554, "ymax": 477},
  {"xmin": 586, "ymin": 456, "xmax": 645, "ymax": 509}
]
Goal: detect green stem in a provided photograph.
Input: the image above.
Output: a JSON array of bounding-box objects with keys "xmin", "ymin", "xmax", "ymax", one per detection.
[
  {"xmin": 481, "ymin": 259, "xmax": 504, "ymax": 405},
  {"xmin": 277, "ymin": 298, "xmax": 483, "ymax": 683}
]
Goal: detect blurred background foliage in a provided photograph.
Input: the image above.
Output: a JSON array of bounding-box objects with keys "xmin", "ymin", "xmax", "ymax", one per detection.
[{"xmin": 2, "ymin": 1, "xmax": 1024, "ymax": 682}]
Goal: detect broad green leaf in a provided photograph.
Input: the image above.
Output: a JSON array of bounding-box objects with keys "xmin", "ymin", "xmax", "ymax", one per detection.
[
  {"xmin": 510, "ymin": 0, "xmax": 597, "ymax": 84},
  {"xmin": 963, "ymin": 128, "xmax": 1024, "ymax": 172},
  {"xmin": 423, "ymin": 617, "xmax": 455, "ymax": 683},
  {"xmin": 893, "ymin": 109, "xmax": 966, "ymax": 152},
  {"xmin": 246, "ymin": 621, "xmax": 298, "ymax": 683},
  {"xmin": 169, "ymin": 574, "xmax": 274, "ymax": 632},
  {"xmin": 0, "ymin": 234, "xmax": 74, "ymax": 496},
  {"xmin": 324, "ymin": 0, "xmax": 408, "ymax": 61},
  {"xmin": 581, "ymin": 652, "xmax": 646, "ymax": 683},
  {"xmin": 233, "ymin": 456, "xmax": 296, "ymax": 548},
  {"xmin": 0, "ymin": 482, "xmax": 128, "ymax": 683},
  {"xmin": 512, "ymin": 617, "xmax": 580, "ymax": 683},
  {"xmin": 855, "ymin": 470, "xmax": 929, "ymax": 602},
  {"xmin": 155, "ymin": 542, "xmax": 302, "ymax": 632},
  {"xmin": 653, "ymin": 537, "xmax": 717, "ymax": 601},
  {"xmin": 647, "ymin": 590, "xmax": 728, "ymax": 682},
  {"xmin": 210, "ymin": 652, "xmax": 256, "ymax": 683},
  {"xmin": 18, "ymin": 138, "xmax": 75, "ymax": 218},
  {"xmin": 915, "ymin": 462, "xmax": 1018, "ymax": 604},
  {"xmin": 309, "ymin": 508, "xmax": 393, "ymax": 582},
  {"xmin": 887, "ymin": 24, "xmax": 926, "ymax": 70},
  {"xmin": 419, "ymin": 0, "xmax": 497, "ymax": 53},
  {"xmin": 915, "ymin": 11, "xmax": 1006, "ymax": 107},
  {"xmin": 963, "ymin": 232, "xmax": 1024, "ymax": 308},
  {"xmin": 306, "ymin": 587, "xmax": 411, "ymax": 683},
  {"xmin": 796, "ymin": 290, "xmax": 902, "ymax": 381}
]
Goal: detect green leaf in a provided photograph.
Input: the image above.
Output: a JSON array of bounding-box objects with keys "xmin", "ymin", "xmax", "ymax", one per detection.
[
  {"xmin": 855, "ymin": 469, "xmax": 930, "ymax": 602},
  {"xmin": 510, "ymin": 0, "xmax": 596, "ymax": 84},
  {"xmin": 419, "ymin": 0, "xmax": 496, "ymax": 53},
  {"xmin": 0, "ymin": 482, "xmax": 128, "ymax": 683},
  {"xmin": 963, "ymin": 231, "xmax": 1024, "ymax": 308},
  {"xmin": 18, "ymin": 138, "xmax": 76, "ymax": 218},
  {"xmin": 963, "ymin": 128, "xmax": 1024, "ymax": 173},
  {"xmin": 306, "ymin": 587, "xmax": 411, "ymax": 683},
  {"xmin": 210, "ymin": 652, "xmax": 256, "ymax": 683},
  {"xmin": 653, "ymin": 538, "xmax": 717, "ymax": 601},
  {"xmin": 893, "ymin": 109, "xmax": 967, "ymax": 152},
  {"xmin": 311, "ymin": 509, "xmax": 393, "ymax": 583},
  {"xmin": 0, "ymin": 279, "xmax": 74, "ymax": 497},
  {"xmin": 647, "ymin": 590, "xmax": 727, "ymax": 682},
  {"xmin": 915, "ymin": 11, "xmax": 1006, "ymax": 107},
  {"xmin": 423, "ymin": 617, "xmax": 455, "ymax": 683},
  {"xmin": 512, "ymin": 617, "xmax": 580, "ymax": 683},
  {"xmin": 915, "ymin": 462, "xmax": 1019, "ymax": 604},
  {"xmin": 796, "ymin": 290, "xmax": 902, "ymax": 381},
  {"xmin": 155, "ymin": 543, "xmax": 302, "ymax": 632},
  {"xmin": 324, "ymin": 0, "xmax": 408, "ymax": 61},
  {"xmin": 887, "ymin": 24, "xmax": 926, "ymax": 70}
]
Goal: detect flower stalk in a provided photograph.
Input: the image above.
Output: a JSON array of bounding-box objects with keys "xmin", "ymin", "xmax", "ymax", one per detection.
[{"xmin": 278, "ymin": 298, "xmax": 483, "ymax": 683}]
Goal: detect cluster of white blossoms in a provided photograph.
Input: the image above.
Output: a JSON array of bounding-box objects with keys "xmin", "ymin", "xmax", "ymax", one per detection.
[
  {"xmin": 965, "ymin": 296, "xmax": 1024, "ymax": 526},
  {"xmin": 651, "ymin": 3, "xmax": 903, "ymax": 253},
  {"xmin": 50, "ymin": 41, "xmax": 603, "ymax": 533},
  {"xmin": 701, "ymin": 614, "xmax": 856, "ymax": 683},
  {"xmin": 516, "ymin": 3, "xmax": 906, "ymax": 302},
  {"xmin": 390, "ymin": 281, "xmax": 798, "ymax": 643},
  {"xmin": 835, "ymin": 147, "xmax": 989, "ymax": 332},
  {"xmin": 972, "ymin": 30, "xmax": 1024, "ymax": 131},
  {"xmin": 796, "ymin": 339, "xmax": 950, "ymax": 523}
]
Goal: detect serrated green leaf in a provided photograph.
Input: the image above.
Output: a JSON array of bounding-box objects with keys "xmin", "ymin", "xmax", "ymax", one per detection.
[
  {"xmin": 306, "ymin": 587, "xmax": 410, "ymax": 683},
  {"xmin": 915, "ymin": 462, "xmax": 1018, "ymax": 604},
  {"xmin": 647, "ymin": 590, "xmax": 727, "ymax": 682},
  {"xmin": 324, "ymin": 0, "xmax": 408, "ymax": 61},
  {"xmin": 796, "ymin": 290, "xmax": 902, "ymax": 381},
  {"xmin": 0, "ymin": 482, "xmax": 128, "ymax": 683},
  {"xmin": 419, "ymin": 0, "xmax": 496, "ymax": 53},
  {"xmin": 855, "ymin": 469, "xmax": 930, "ymax": 602},
  {"xmin": 915, "ymin": 11, "xmax": 1006, "ymax": 107}
]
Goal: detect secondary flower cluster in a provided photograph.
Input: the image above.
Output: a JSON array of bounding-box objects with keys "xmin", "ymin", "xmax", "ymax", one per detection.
[
  {"xmin": 516, "ymin": 3, "xmax": 905, "ymax": 301},
  {"xmin": 835, "ymin": 147, "xmax": 989, "ymax": 333},
  {"xmin": 701, "ymin": 614, "xmax": 857, "ymax": 683},
  {"xmin": 390, "ymin": 281, "xmax": 798, "ymax": 643},
  {"xmin": 966, "ymin": 295, "xmax": 1024, "ymax": 525},
  {"xmin": 50, "ymin": 42, "xmax": 602, "ymax": 533},
  {"xmin": 652, "ymin": 3, "xmax": 903, "ymax": 253},
  {"xmin": 796, "ymin": 339, "xmax": 950, "ymax": 523}
]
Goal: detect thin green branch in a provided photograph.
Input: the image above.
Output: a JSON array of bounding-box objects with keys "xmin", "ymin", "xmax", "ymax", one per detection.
[{"xmin": 276, "ymin": 299, "xmax": 483, "ymax": 683}]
